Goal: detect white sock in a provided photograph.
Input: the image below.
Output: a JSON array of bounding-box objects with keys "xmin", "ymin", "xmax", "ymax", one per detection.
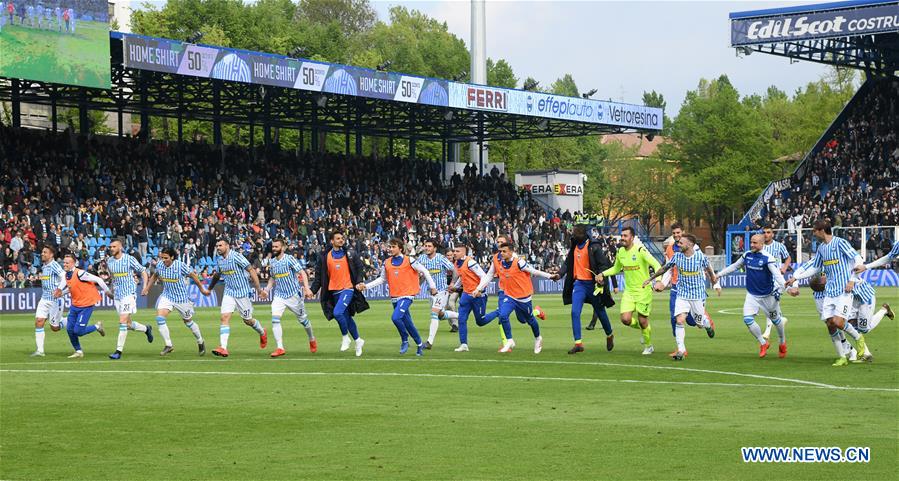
[
  {"xmin": 35, "ymin": 328, "xmax": 46, "ymax": 352},
  {"xmin": 272, "ymin": 319, "xmax": 284, "ymax": 349},
  {"xmin": 830, "ymin": 331, "xmax": 845, "ymax": 357},
  {"xmin": 59, "ymin": 317, "xmax": 68, "ymax": 331},
  {"xmin": 444, "ymin": 310, "xmax": 459, "ymax": 320},
  {"xmin": 299, "ymin": 318, "xmax": 314, "ymax": 340},
  {"xmin": 842, "ymin": 323, "xmax": 861, "ymax": 341},
  {"xmin": 220, "ymin": 325, "xmax": 230, "ymax": 349},
  {"xmin": 763, "ymin": 319, "xmax": 772, "ymax": 336},
  {"xmin": 772, "ymin": 318, "xmax": 786, "ymax": 344},
  {"xmin": 184, "ymin": 320, "xmax": 203, "ymax": 343},
  {"xmin": 868, "ymin": 308, "xmax": 887, "ymax": 332},
  {"xmin": 116, "ymin": 324, "xmax": 128, "ymax": 351},
  {"xmin": 158, "ymin": 322, "xmax": 172, "ymax": 347},
  {"xmin": 129, "ymin": 321, "xmax": 148, "ymax": 333},
  {"xmin": 675, "ymin": 324, "xmax": 686, "ymax": 352},
  {"xmin": 746, "ymin": 320, "xmax": 765, "ymax": 344},
  {"xmin": 428, "ymin": 314, "xmax": 439, "ymax": 344},
  {"xmin": 249, "ymin": 319, "xmax": 265, "ymax": 335},
  {"xmin": 837, "ymin": 331, "xmax": 851, "ymax": 353}
]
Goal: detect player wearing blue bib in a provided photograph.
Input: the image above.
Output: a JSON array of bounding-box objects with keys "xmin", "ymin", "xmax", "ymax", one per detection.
[
  {"xmin": 106, "ymin": 239, "xmax": 152, "ymax": 360},
  {"xmin": 208, "ymin": 238, "xmax": 268, "ymax": 358},
  {"xmin": 31, "ymin": 246, "xmax": 65, "ymax": 356},
  {"xmin": 717, "ymin": 234, "xmax": 787, "ymax": 358},
  {"xmin": 263, "ymin": 239, "xmax": 317, "ymax": 357},
  {"xmin": 417, "ymin": 238, "xmax": 456, "ymax": 349},
  {"xmin": 786, "ymin": 220, "xmax": 868, "ymax": 366},
  {"xmin": 142, "ymin": 248, "xmax": 209, "ymax": 356},
  {"xmin": 645, "ymin": 233, "xmax": 718, "ymax": 361}
]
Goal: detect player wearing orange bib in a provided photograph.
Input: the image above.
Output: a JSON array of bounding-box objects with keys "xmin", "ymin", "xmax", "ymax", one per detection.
[
  {"xmin": 53, "ymin": 254, "xmax": 109, "ymax": 358},
  {"xmin": 358, "ymin": 238, "xmax": 437, "ymax": 356}
]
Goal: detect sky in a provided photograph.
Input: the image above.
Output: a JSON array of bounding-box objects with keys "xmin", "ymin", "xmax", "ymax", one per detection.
[{"xmin": 369, "ymin": 0, "xmax": 836, "ymax": 115}]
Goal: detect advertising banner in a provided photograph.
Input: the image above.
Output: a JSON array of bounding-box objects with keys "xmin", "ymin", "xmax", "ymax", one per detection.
[{"xmin": 731, "ymin": 2, "xmax": 899, "ymax": 46}]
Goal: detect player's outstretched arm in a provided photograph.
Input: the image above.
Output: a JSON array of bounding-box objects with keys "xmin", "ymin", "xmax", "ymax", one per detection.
[
  {"xmin": 643, "ymin": 263, "xmax": 671, "ymax": 287},
  {"xmin": 141, "ymin": 273, "xmax": 158, "ymax": 296},
  {"xmin": 189, "ymin": 271, "xmax": 210, "ymax": 295}
]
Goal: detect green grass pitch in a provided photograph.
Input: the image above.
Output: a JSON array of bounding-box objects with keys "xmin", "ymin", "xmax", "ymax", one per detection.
[
  {"xmin": 1, "ymin": 289, "xmax": 897, "ymax": 480},
  {"xmin": 0, "ymin": 19, "xmax": 110, "ymax": 88}
]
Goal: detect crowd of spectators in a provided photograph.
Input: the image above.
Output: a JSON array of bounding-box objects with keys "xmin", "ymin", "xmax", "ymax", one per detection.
[
  {"xmin": 1, "ymin": 125, "xmax": 606, "ymax": 287},
  {"xmin": 761, "ymin": 77, "xmax": 898, "ymax": 262}
]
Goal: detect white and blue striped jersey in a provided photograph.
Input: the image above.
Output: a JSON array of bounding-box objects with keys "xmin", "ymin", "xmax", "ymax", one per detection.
[
  {"xmin": 156, "ymin": 260, "xmax": 192, "ymax": 304},
  {"xmin": 217, "ymin": 250, "xmax": 253, "ymax": 298},
  {"xmin": 794, "ymin": 259, "xmax": 825, "ymax": 300},
  {"xmin": 762, "ymin": 240, "xmax": 790, "ymax": 266},
  {"xmin": 889, "ymin": 241, "xmax": 899, "ymax": 260},
  {"xmin": 666, "ymin": 251, "xmax": 710, "ymax": 300},
  {"xmin": 416, "ymin": 253, "xmax": 455, "ymax": 292},
  {"xmin": 810, "ymin": 236, "xmax": 861, "ymax": 299},
  {"xmin": 270, "ymin": 254, "xmax": 303, "ymax": 299},
  {"xmin": 850, "ymin": 278, "xmax": 876, "ymax": 306},
  {"xmin": 40, "ymin": 260, "xmax": 64, "ymax": 300},
  {"xmin": 107, "ymin": 254, "xmax": 145, "ymax": 300}
]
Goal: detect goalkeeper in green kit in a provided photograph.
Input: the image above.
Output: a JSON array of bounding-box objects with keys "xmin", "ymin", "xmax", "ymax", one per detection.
[{"xmin": 597, "ymin": 227, "xmax": 661, "ymax": 355}]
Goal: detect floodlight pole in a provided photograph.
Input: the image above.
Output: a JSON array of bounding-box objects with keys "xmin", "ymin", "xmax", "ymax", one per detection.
[{"xmin": 470, "ymin": 0, "xmax": 487, "ymax": 169}]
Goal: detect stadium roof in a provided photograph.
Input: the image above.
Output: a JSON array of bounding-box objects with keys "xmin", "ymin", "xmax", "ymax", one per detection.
[
  {"xmin": 730, "ymin": 0, "xmax": 899, "ymax": 76},
  {"xmin": 0, "ymin": 32, "xmax": 662, "ymax": 145}
]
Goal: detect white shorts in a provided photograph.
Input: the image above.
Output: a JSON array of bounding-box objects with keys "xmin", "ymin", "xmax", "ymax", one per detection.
[
  {"xmin": 814, "ymin": 297, "xmax": 824, "ymax": 315},
  {"xmin": 821, "ymin": 294, "xmax": 853, "ymax": 321},
  {"xmin": 221, "ymin": 294, "xmax": 254, "ymax": 319},
  {"xmin": 430, "ymin": 291, "xmax": 449, "ymax": 311},
  {"xmin": 849, "ymin": 295, "xmax": 877, "ymax": 333},
  {"xmin": 447, "ymin": 291, "xmax": 459, "ymax": 309},
  {"xmin": 271, "ymin": 295, "xmax": 307, "ymax": 320},
  {"xmin": 674, "ymin": 298, "xmax": 705, "ymax": 324},
  {"xmin": 36, "ymin": 298, "xmax": 62, "ymax": 324},
  {"xmin": 114, "ymin": 295, "xmax": 137, "ymax": 315},
  {"xmin": 157, "ymin": 295, "xmax": 195, "ymax": 320},
  {"xmin": 743, "ymin": 294, "xmax": 780, "ymax": 320}
]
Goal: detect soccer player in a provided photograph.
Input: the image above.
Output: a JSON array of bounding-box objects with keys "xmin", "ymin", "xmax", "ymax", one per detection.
[
  {"xmin": 106, "ymin": 239, "xmax": 152, "ymax": 360},
  {"xmin": 67, "ymin": 7, "xmax": 73, "ymax": 33},
  {"xmin": 53, "ymin": 254, "xmax": 108, "ymax": 358},
  {"xmin": 558, "ymin": 224, "xmax": 615, "ymax": 354},
  {"xmin": 25, "ymin": 3, "xmax": 31, "ymax": 27},
  {"xmin": 444, "ymin": 245, "xmax": 491, "ymax": 352},
  {"xmin": 417, "ymin": 238, "xmax": 455, "ymax": 349},
  {"xmin": 310, "ymin": 230, "xmax": 369, "ymax": 356},
  {"xmin": 31, "ymin": 246, "xmax": 65, "ymax": 357},
  {"xmin": 716, "ymin": 234, "xmax": 787, "ymax": 358},
  {"xmin": 644, "ymin": 233, "xmax": 717, "ymax": 360},
  {"xmin": 141, "ymin": 248, "xmax": 208, "ymax": 356},
  {"xmin": 358, "ymin": 238, "xmax": 437, "ymax": 356},
  {"xmin": 844, "ymin": 274, "xmax": 892, "ymax": 362},
  {"xmin": 475, "ymin": 242, "xmax": 558, "ymax": 353},
  {"xmin": 208, "ymin": 238, "xmax": 268, "ymax": 358},
  {"xmin": 53, "ymin": 5, "xmax": 59, "ymax": 31},
  {"xmin": 761, "ymin": 225, "xmax": 792, "ymax": 340},
  {"xmin": 785, "ymin": 220, "xmax": 868, "ymax": 366},
  {"xmin": 786, "ymin": 265, "xmax": 858, "ymax": 361},
  {"xmin": 443, "ymin": 248, "xmax": 460, "ymax": 332},
  {"xmin": 598, "ymin": 227, "xmax": 660, "ymax": 355},
  {"xmin": 263, "ymin": 238, "xmax": 317, "ymax": 357},
  {"xmin": 855, "ymin": 239, "xmax": 899, "ymax": 273}
]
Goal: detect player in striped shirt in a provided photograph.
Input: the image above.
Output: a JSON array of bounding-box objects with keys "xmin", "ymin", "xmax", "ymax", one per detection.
[
  {"xmin": 845, "ymin": 274, "xmax": 892, "ymax": 362},
  {"xmin": 786, "ymin": 261, "xmax": 858, "ymax": 361},
  {"xmin": 475, "ymin": 242, "xmax": 558, "ymax": 353},
  {"xmin": 106, "ymin": 239, "xmax": 152, "ymax": 360},
  {"xmin": 141, "ymin": 248, "xmax": 209, "ymax": 356},
  {"xmin": 716, "ymin": 234, "xmax": 787, "ymax": 358},
  {"xmin": 416, "ymin": 238, "xmax": 456, "ymax": 349},
  {"xmin": 360, "ymin": 238, "xmax": 437, "ymax": 356},
  {"xmin": 786, "ymin": 220, "xmax": 867, "ymax": 366},
  {"xmin": 761, "ymin": 226, "xmax": 792, "ymax": 340},
  {"xmin": 208, "ymin": 238, "xmax": 268, "ymax": 358},
  {"xmin": 645, "ymin": 233, "xmax": 718, "ymax": 360},
  {"xmin": 263, "ymin": 239, "xmax": 316, "ymax": 357},
  {"xmin": 31, "ymin": 246, "xmax": 66, "ymax": 356}
]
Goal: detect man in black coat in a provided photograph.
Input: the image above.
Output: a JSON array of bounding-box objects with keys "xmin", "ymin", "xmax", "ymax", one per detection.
[
  {"xmin": 558, "ymin": 224, "xmax": 616, "ymax": 354},
  {"xmin": 310, "ymin": 230, "xmax": 370, "ymax": 356}
]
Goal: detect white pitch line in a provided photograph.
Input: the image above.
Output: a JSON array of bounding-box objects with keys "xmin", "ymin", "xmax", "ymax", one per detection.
[
  {"xmin": 0, "ymin": 357, "xmax": 893, "ymax": 391},
  {"xmin": 2, "ymin": 368, "xmax": 897, "ymax": 392}
]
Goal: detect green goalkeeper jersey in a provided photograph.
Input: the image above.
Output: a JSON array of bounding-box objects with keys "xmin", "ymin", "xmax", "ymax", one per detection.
[{"xmin": 602, "ymin": 243, "xmax": 661, "ymax": 301}]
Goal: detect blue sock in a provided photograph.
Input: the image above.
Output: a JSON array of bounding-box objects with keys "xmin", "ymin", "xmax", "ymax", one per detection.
[{"xmin": 155, "ymin": 316, "xmax": 166, "ymax": 326}]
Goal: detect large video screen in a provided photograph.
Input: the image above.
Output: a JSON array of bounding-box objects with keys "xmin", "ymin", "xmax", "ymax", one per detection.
[{"xmin": 0, "ymin": 0, "xmax": 110, "ymax": 88}]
